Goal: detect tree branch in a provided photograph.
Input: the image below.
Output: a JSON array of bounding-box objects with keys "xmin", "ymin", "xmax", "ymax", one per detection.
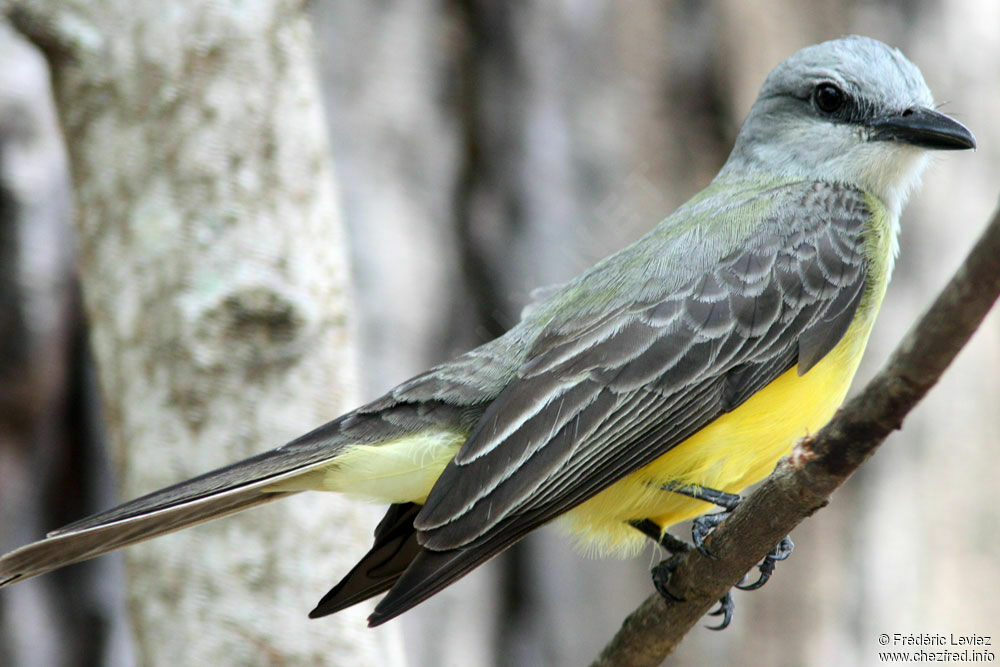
[{"xmin": 592, "ymin": 202, "xmax": 1000, "ymax": 667}]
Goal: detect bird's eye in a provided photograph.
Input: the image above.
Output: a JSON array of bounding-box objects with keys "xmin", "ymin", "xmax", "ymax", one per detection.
[{"xmin": 813, "ymin": 83, "xmax": 845, "ymax": 114}]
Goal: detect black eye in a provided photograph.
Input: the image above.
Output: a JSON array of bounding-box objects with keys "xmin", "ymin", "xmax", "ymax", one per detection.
[{"xmin": 813, "ymin": 83, "xmax": 845, "ymax": 113}]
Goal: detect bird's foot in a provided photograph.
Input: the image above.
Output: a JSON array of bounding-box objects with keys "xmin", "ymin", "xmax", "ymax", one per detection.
[
  {"xmin": 632, "ymin": 484, "xmax": 794, "ymax": 631},
  {"xmin": 691, "ymin": 510, "xmax": 729, "ymax": 557},
  {"xmin": 706, "ymin": 591, "xmax": 735, "ymax": 630},
  {"xmin": 650, "ymin": 556, "xmax": 735, "ymax": 630},
  {"xmin": 661, "ymin": 483, "xmax": 742, "ymax": 557},
  {"xmin": 667, "ymin": 483, "xmax": 797, "ymax": 593},
  {"xmin": 736, "ymin": 535, "xmax": 794, "ymax": 591}
]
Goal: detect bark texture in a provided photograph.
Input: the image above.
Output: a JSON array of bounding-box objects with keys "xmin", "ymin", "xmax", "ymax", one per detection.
[{"xmin": 8, "ymin": 1, "xmax": 400, "ymax": 664}]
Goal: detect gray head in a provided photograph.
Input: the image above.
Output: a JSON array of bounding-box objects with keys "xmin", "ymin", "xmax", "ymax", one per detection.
[{"xmin": 721, "ymin": 36, "xmax": 975, "ymax": 216}]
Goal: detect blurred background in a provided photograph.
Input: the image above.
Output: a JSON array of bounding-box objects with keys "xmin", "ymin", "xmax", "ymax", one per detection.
[{"xmin": 0, "ymin": 1, "xmax": 997, "ymax": 665}]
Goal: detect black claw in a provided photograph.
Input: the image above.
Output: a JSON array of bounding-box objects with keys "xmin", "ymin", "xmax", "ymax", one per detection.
[
  {"xmin": 706, "ymin": 591, "xmax": 735, "ymax": 630},
  {"xmin": 652, "ymin": 556, "xmax": 737, "ymax": 630},
  {"xmin": 691, "ymin": 510, "xmax": 730, "ymax": 557},
  {"xmin": 737, "ymin": 536, "xmax": 794, "ymax": 591},
  {"xmin": 651, "ymin": 555, "xmax": 686, "ymax": 602},
  {"xmin": 735, "ymin": 571, "xmax": 768, "ymax": 591},
  {"xmin": 653, "ymin": 557, "xmax": 736, "ymax": 630}
]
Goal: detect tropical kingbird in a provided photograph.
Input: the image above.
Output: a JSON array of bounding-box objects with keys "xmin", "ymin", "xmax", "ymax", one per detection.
[{"xmin": 0, "ymin": 36, "xmax": 976, "ymax": 626}]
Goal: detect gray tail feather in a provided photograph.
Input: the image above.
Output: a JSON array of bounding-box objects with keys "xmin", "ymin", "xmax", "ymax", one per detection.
[
  {"xmin": 0, "ymin": 483, "xmax": 291, "ymax": 588},
  {"xmin": 0, "ymin": 425, "xmax": 351, "ymax": 588}
]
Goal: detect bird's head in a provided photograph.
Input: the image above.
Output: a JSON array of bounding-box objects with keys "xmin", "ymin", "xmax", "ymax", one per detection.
[{"xmin": 721, "ymin": 35, "xmax": 975, "ymax": 218}]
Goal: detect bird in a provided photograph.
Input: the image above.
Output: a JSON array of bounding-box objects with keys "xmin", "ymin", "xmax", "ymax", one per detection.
[{"xmin": 0, "ymin": 35, "xmax": 975, "ymax": 628}]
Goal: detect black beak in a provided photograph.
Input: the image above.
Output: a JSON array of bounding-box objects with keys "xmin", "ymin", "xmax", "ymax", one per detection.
[{"xmin": 870, "ymin": 107, "xmax": 976, "ymax": 150}]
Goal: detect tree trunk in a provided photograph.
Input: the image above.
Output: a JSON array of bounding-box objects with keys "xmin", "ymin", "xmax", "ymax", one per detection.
[{"xmin": 9, "ymin": 1, "xmax": 401, "ymax": 663}]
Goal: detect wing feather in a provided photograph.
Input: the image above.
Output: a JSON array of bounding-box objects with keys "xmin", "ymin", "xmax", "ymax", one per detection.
[{"xmin": 412, "ymin": 182, "xmax": 869, "ymax": 553}]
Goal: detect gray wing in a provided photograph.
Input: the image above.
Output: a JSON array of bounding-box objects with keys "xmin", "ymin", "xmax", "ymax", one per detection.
[{"xmin": 367, "ymin": 183, "xmax": 870, "ymax": 623}]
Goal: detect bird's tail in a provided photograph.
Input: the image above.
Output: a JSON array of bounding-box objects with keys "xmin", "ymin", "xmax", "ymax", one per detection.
[{"xmin": 0, "ymin": 424, "xmax": 350, "ymax": 588}]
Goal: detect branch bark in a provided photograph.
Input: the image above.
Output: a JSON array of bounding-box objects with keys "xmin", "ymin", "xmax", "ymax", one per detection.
[{"xmin": 592, "ymin": 202, "xmax": 1000, "ymax": 667}]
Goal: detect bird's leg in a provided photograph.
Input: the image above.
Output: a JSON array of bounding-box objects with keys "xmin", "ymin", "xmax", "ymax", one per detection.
[
  {"xmin": 659, "ymin": 482, "xmax": 740, "ymax": 557},
  {"xmin": 665, "ymin": 483, "xmax": 743, "ymax": 513},
  {"xmin": 628, "ymin": 518, "xmax": 734, "ymax": 630},
  {"xmin": 665, "ymin": 483, "xmax": 795, "ymax": 590},
  {"xmin": 628, "ymin": 518, "xmax": 691, "ymax": 554}
]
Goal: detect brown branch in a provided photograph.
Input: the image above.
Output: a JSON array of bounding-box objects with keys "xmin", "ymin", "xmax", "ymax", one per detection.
[{"xmin": 592, "ymin": 203, "xmax": 1000, "ymax": 667}]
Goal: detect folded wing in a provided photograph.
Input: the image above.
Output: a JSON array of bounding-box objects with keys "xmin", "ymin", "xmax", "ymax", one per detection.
[{"xmin": 369, "ymin": 182, "xmax": 870, "ymax": 623}]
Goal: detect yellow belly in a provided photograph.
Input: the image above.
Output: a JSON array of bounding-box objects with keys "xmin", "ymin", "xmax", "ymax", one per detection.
[{"xmin": 559, "ymin": 309, "xmax": 878, "ymax": 555}]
